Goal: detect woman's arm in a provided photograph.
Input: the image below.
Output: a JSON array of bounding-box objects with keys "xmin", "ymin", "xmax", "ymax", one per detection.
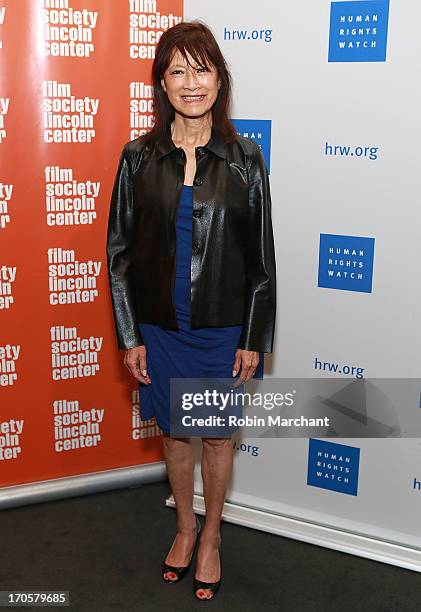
[
  {"xmin": 237, "ymin": 142, "xmax": 277, "ymax": 354},
  {"xmin": 106, "ymin": 145, "xmax": 144, "ymax": 350}
]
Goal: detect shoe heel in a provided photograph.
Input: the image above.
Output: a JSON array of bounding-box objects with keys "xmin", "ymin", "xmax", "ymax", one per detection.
[{"xmin": 195, "ymin": 514, "xmax": 202, "ymax": 536}]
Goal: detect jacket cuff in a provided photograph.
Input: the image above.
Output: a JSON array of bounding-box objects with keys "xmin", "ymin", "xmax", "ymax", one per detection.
[{"xmin": 116, "ymin": 327, "xmax": 145, "ymax": 351}]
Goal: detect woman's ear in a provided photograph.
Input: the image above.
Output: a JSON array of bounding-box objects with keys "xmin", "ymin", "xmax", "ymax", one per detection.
[{"xmin": 161, "ymin": 78, "xmax": 166, "ymax": 93}]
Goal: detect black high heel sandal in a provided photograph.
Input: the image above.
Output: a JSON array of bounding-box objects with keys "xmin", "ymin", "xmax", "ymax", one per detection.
[
  {"xmin": 162, "ymin": 515, "xmax": 201, "ymax": 583},
  {"xmin": 193, "ymin": 547, "xmax": 222, "ymax": 600}
]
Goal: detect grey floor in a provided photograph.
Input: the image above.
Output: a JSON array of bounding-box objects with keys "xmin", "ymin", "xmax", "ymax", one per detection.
[{"xmin": 0, "ymin": 480, "xmax": 419, "ymax": 612}]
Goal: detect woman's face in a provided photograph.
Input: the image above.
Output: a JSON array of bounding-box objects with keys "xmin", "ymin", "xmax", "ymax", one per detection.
[{"xmin": 160, "ymin": 48, "xmax": 221, "ymax": 119}]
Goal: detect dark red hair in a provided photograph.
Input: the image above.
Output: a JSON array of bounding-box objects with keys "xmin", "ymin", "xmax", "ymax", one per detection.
[{"xmin": 142, "ymin": 20, "xmax": 238, "ymax": 144}]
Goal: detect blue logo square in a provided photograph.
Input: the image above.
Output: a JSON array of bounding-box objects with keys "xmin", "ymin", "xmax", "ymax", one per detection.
[
  {"xmin": 318, "ymin": 233, "xmax": 375, "ymax": 293},
  {"xmin": 231, "ymin": 118, "xmax": 271, "ymax": 174},
  {"xmin": 328, "ymin": 0, "xmax": 390, "ymax": 62},
  {"xmin": 307, "ymin": 438, "xmax": 360, "ymax": 495}
]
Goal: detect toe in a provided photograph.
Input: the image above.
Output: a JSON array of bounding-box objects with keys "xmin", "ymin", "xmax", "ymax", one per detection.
[{"xmin": 196, "ymin": 588, "xmax": 213, "ymax": 599}]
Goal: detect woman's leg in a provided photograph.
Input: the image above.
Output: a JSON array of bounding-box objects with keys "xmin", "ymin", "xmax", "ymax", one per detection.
[
  {"xmin": 162, "ymin": 432, "xmax": 197, "ymax": 581},
  {"xmin": 195, "ymin": 437, "xmax": 234, "ymax": 599}
]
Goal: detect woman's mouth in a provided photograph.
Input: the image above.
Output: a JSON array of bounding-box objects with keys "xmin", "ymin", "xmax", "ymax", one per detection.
[{"xmin": 181, "ymin": 95, "xmax": 206, "ymax": 103}]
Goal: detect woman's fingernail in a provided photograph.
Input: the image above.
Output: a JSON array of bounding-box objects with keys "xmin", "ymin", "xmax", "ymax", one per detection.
[
  {"xmin": 142, "ymin": 370, "xmax": 147, "ymax": 376},
  {"xmin": 232, "ymin": 370, "xmax": 237, "ymax": 377}
]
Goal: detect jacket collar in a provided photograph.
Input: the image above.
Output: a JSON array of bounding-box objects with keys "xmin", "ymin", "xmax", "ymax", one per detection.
[{"xmin": 154, "ymin": 122, "xmax": 227, "ymax": 160}]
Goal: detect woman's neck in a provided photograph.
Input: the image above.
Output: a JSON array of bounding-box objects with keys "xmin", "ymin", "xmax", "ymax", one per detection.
[{"xmin": 171, "ymin": 118, "xmax": 212, "ymax": 147}]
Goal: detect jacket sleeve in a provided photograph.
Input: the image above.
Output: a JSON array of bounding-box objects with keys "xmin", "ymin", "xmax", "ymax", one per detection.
[
  {"xmin": 106, "ymin": 145, "xmax": 144, "ymax": 350},
  {"xmin": 237, "ymin": 142, "xmax": 277, "ymax": 353}
]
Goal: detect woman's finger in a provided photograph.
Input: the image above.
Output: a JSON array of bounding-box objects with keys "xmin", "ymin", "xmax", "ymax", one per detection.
[
  {"xmin": 243, "ymin": 353, "xmax": 261, "ymax": 382},
  {"xmin": 138, "ymin": 354, "xmax": 151, "ymax": 383},
  {"xmin": 124, "ymin": 350, "xmax": 151, "ymax": 384},
  {"xmin": 232, "ymin": 350, "xmax": 242, "ymax": 377},
  {"xmin": 237, "ymin": 357, "xmax": 253, "ymax": 384}
]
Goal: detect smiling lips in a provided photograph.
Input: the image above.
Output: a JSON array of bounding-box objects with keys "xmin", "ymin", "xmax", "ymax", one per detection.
[{"xmin": 182, "ymin": 95, "xmax": 206, "ymax": 103}]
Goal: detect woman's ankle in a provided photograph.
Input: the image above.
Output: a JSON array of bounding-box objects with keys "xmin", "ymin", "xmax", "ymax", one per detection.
[
  {"xmin": 198, "ymin": 529, "xmax": 221, "ymax": 547},
  {"xmin": 176, "ymin": 513, "xmax": 198, "ymax": 535}
]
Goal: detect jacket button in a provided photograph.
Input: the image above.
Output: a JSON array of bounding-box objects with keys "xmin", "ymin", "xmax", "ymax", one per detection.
[
  {"xmin": 196, "ymin": 147, "xmax": 205, "ymax": 156},
  {"xmin": 193, "ymin": 209, "xmax": 201, "ymax": 218},
  {"xmin": 192, "ymin": 241, "xmax": 200, "ymax": 253},
  {"xmin": 193, "ymin": 177, "xmax": 203, "ymax": 186}
]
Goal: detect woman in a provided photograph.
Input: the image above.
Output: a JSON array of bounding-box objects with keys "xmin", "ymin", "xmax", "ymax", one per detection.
[{"xmin": 106, "ymin": 20, "xmax": 276, "ymax": 600}]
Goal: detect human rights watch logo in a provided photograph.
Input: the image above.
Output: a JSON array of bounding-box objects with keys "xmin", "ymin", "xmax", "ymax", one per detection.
[
  {"xmin": 328, "ymin": 0, "xmax": 390, "ymax": 62},
  {"xmin": 231, "ymin": 118, "xmax": 271, "ymax": 174},
  {"xmin": 307, "ymin": 439, "xmax": 360, "ymax": 496},
  {"xmin": 318, "ymin": 233, "xmax": 375, "ymax": 293}
]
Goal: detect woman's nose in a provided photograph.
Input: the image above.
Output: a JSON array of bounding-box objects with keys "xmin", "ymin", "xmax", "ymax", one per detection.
[{"xmin": 183, "ymin": 70, "xmax": 200, "ymax": 88}]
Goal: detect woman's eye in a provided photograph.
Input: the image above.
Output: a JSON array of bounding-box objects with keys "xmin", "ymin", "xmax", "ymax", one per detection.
[{"xmin": 170, "ymin": 67, "xmax": 209, "ymax": 75}]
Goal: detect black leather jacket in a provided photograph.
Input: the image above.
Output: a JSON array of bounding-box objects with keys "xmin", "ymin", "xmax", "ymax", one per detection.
[{"xmin": 106, "ymin": 123, "xmax": 276, "ymax": 353}]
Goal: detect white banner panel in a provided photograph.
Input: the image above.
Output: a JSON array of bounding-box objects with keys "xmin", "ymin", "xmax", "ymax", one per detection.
[{"xmin": 184, "ymin": 0, "xmax": 421, "ymax": 565}]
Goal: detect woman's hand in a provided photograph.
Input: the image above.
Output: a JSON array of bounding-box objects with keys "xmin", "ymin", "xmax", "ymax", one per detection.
[
  {"xmin": 232, "ymin": 349, "xmax": 259, "ymax": 385},
  {"xmin": 124, "ymin": 345, "xmax": 151, "ymax": 384}
]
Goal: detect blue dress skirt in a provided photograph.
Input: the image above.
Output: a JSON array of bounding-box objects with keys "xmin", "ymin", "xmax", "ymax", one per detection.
[{"xmin": 138, "ymin": 184, "xmax": 264, "ymax": 433}]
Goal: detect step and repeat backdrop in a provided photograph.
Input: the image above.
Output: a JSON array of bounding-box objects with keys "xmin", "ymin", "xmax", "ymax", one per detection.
[
  {"xmin": 0, "ymin": 0, "xmax": 187, "ymax": 486},
  {"xmin": 2, "ymin": 0, "xmax": 421, "ymax": 562}
]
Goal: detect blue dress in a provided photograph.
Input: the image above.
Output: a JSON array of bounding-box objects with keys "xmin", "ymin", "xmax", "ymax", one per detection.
[{"xmin": 138, "ymin": 184, "xmax": 264, "ymax": 433}]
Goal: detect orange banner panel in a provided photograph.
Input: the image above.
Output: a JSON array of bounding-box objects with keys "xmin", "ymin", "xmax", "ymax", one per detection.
[{"xmin": 0, "ymin": 0, "xmax": 184, "ymax": 487}]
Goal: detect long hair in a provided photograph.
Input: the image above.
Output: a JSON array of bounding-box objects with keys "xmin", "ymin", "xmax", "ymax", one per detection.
[{"xmin": 142, "ymin": 20, "xmax": 238, "ymax": 145}]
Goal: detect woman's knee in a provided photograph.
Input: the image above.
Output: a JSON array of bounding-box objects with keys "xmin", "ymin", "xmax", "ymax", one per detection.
[
  {"xmin": 162, "ymin": 433, "xmax": 192, "ymax": 452},
  {"xmin": 202, "ymin": 437, "xmax": 233, "ymax": 451}
]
